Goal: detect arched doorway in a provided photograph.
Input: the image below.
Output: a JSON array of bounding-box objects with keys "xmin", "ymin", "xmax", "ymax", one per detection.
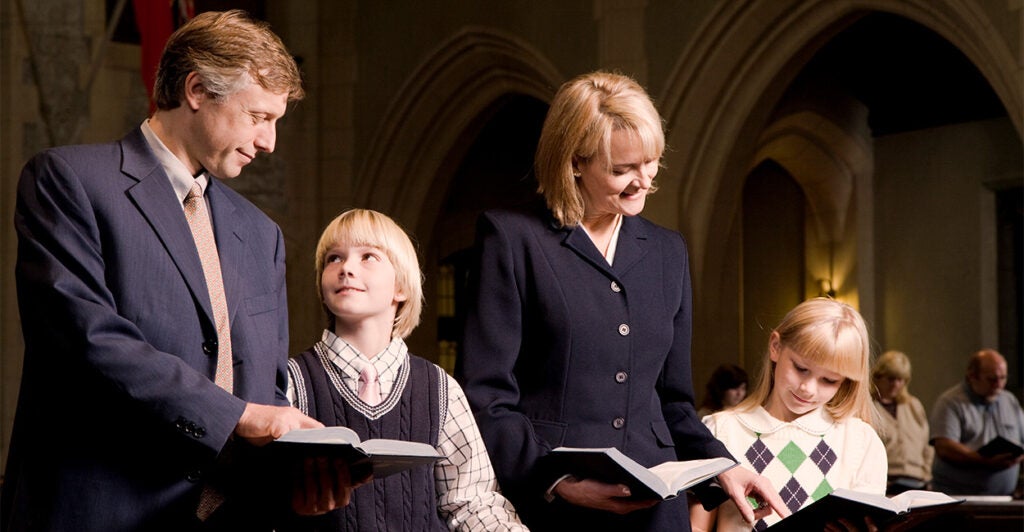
[
  {"xmin": 660, "ymin": 2, "xmax": 1021, "ymax": 403},
  {"xmin": 414, "ymin": 95, "xmax": 548, "ymax": 370}
]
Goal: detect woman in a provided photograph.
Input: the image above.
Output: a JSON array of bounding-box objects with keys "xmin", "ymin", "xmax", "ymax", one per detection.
[
  {"xmin": 698, "ymin": 364, "xmax": 749, "ymax": 418},
  {"xmin": 872, "ymin": 350, "xmax": 933, "ymax": 494},
  {"xmin": 457, "ymin": 71, "xmax": 785, "ymax": 531}
]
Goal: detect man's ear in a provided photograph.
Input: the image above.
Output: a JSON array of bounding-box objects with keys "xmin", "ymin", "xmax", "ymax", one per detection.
[{"xmin": 183, "ymin": 72, "xmax": 206, "ymax": 111}]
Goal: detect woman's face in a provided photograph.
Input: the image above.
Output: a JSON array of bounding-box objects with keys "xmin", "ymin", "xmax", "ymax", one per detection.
[
  {"xmin": 576, "ymin": 129, "xmax": 658, "ymax": 220},
  {"xmin": 874, "ymin": 374, "xmax": 906, "ymax": 403},
  {"xmin": 723, "ymin": 383, "xmax": 747, "ymax": 408}
]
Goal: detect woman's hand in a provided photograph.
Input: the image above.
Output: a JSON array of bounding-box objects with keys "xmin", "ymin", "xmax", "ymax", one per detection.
[
  {"xmin": 552, "ymin": 477, "xmax": 660, "ymax": 515},
  {"xmin": 717, "ymin": 466, "xmax": 790, "ymax": 523}
]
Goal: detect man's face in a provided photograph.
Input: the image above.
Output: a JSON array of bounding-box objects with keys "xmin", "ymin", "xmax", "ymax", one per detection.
[
  {"xmin": 185, "ymin": 77, "xmax": 288, "ymax": 179},
  {"xmin": 968, "ymin": 357, "xmax": 1008, "ymax": 402}
]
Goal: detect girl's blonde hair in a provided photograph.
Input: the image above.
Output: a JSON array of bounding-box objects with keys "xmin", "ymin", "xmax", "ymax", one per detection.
[
  {"xmin": 871, "ymin": 350, "xmax": 913, "ymax": 404},
  {"xmin": 739, "ymin": 298, "xmax": 875, "ymax": 425},
  {"xmin": 534, "ymin": 71, "xmax": 665, "ymax": 227},
  {"xmin": 314, "ymin": 209, "xmax": 423, "ymax": 339}
]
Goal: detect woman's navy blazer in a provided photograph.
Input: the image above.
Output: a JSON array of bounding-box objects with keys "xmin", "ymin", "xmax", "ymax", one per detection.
[{"xmin": 458, "ymin": 206, "xmax": 732, "ymax": 530}]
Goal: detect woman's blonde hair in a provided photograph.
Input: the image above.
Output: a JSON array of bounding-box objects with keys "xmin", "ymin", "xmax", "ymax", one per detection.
[
  {"xmin": 314, "ymin": 209, "xmax": 423, "ymax": 339},
  {"xmin": 871, "ymin": 350, "xmax": 913, "ymax": 404},
  {"xmin": 739, "ymin": 298, "xmax": 875, "ymax": 425},
  {"xmin": 155, "ymin": 9, "xmax": 304, "ymax": 110},
  {"xmin": 534, "ymin": 71, "xmax": 665, "ymax": 227}
]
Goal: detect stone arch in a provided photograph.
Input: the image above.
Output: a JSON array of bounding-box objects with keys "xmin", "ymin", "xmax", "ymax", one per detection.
[
  {"xmin": 354, "ymin": 26, "xmax": 563, "ymax": 241},
  {"xmin": 656, "ymin": 0, "xmax": 1020, "ymax": 360}
]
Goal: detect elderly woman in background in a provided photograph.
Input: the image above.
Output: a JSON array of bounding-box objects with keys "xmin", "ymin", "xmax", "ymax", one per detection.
[
  {"xmin": 872, "ymin": 350, "xmax": 934, "ymax": 494},
  {"xmin": 457, "ymin": 70, "xmax": 786, "ymax": 531}
]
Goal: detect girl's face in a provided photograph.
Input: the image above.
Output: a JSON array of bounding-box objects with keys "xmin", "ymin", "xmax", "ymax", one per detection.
[
  {"xmin": 576, "ymin": 129, "xmax": 658, "ymax": 220},
  {"xmin": 723, "ymin": 383, "xmax": 747, "ymax": 408},
  {"xmin": 766, "ymin": 335, "xmax": 846, "ymax": 422}
]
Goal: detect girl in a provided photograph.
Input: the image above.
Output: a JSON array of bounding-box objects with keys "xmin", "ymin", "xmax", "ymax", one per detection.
[{"xmin": 690, "ymin": 298, "xmax": 885, "ymax": 531}]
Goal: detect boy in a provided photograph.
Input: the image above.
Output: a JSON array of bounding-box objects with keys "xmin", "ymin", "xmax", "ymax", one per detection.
[{"xmin": 282, "ymin": 209, "xmax": 527, "ymax": 531}]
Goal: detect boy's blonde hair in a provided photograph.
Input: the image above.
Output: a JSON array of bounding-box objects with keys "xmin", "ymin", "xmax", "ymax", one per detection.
[
  {"xmin": 739, "ymin": 298, "xmax": 875, "ymax": 425},
  {"xmin": 534, "ymin": 71, "xmax": 665, "ymax": 227},
  {"xmin": 314, "ymin": 209, "xmax": 423, "ymax": 339},
  {"xmin": 871, "ymin": 350, "xmax": 913, "ymax": 404}
]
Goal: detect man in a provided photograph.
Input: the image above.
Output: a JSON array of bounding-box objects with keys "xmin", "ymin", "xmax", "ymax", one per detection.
[
  {"xmin": 930, "ymin": 348, "xmax": 1024, "ymax": 495},
  {"xmin": 2, "ymin": 10, "xmax": 351, "ymax": 531}
]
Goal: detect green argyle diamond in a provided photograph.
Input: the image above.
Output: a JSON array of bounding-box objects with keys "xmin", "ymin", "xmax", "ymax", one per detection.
[
  {"xmin": 777, "ymin": 441, "xmax": 807, "ymax": 474},
  {"xmin": 811, "ymin": 479, "xmax": 833, "ymax": 501}
]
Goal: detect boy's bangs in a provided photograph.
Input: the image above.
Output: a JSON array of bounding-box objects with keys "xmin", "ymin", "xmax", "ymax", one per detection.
[{"xmin": 327, "ymin": 214, "xmax": 389, "ymax": 253}]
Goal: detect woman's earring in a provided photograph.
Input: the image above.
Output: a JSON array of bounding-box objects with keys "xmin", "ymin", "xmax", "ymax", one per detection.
[{"xmin": 572, "ymin": 171, "xmax": 581, "ymax": 178}]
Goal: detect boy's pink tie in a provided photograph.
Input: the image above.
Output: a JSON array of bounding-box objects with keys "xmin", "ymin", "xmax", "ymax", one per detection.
[{"xmin": 358, "ymin": 364, "xmax": 382, "ymax": 406}]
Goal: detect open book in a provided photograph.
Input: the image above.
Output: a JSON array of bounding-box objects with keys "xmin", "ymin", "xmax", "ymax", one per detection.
[
  {"xmin": 545, "ymin": 447, "xmax": 736, "ymax": 500},
  {"xmin": 271, "ymin": 426, "xmax": 443, "ymax": 478},
  {"xmin": 766, "ymin": 489, "xmax": 964, "ymax": 531},
  {"xmin": 977, "ymin": 435, "xmax": 1024, "ymax": 458}
]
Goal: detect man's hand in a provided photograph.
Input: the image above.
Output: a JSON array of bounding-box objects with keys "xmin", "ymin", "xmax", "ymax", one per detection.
[
  {"xmin": 234, "ymin": 403, "xmax": 324, "ymax": 446},
  {"xmin": 552, "ymin": 477, "xmax": 660, "ymax": 515},
  {"xmin": 290, "ymin": 457, "xmax": 372, "ymax": 515},
  {"xmin": 982, "ymin": 452, "xmax": 1024, "ymax": 470},
  {"xmin": 717, "ymin": 466, "xmax": 790, "ymax": 524}
]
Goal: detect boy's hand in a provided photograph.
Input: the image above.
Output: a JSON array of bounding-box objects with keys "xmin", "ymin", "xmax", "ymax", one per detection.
[{"xmin": 291, "ymin": 456, "xmax": 371, "ymax": 515}]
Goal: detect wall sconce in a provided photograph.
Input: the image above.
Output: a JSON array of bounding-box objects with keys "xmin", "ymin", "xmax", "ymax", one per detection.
[
  {"xmin": 818, "ymin": 241, "xmax": 836, "ymax": 298},
  {"xmin": 818, "ymin": 278, "xmax": 836, "ymax": 299}
]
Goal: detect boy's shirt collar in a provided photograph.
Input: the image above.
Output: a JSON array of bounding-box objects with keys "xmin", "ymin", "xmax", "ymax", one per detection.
[{"xmin": 318, "ymin": 329, "xmax": 407, "ymax": 392}]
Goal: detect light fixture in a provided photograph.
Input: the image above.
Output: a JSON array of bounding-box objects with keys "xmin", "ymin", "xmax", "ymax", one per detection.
[
  {"xmin": 818, "ymin": 242, "xmax": 836, "ymax": 298},
  {"xmin": 818, "ymin": 278, "xmax": 836, "ymax": 299}
]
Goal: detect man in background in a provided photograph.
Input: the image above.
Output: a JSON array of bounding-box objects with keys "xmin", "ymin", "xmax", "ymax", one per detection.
[{"xmin": 930, "ymin": 348, "xmax": 1024, "ymax": 496}]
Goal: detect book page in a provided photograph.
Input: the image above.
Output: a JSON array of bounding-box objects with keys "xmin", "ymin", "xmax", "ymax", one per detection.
[
  {"xmin": 648, "ymin": 457, "xmax": 735, "ymax": 491},
  {"xmin": 829, "ymin": 488, "xmax": 899, "ymax": 512},
  {"xmin": 277, "ymin": 426, "xmax": 360, "ymax": 444},
  {"xmin": 890, "ymin": 490, "xmax": 961, "ymax": 509},
  {"xmin": 360, "ymin": 439, "xmax": 440, "ymax": 458}
]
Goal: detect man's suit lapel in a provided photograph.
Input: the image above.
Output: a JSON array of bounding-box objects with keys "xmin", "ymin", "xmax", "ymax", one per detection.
[
  {"xmin": 206, "ymin": 181, "xmax": 244, "ymax": 325},
  {"xmin": 120, "ymin": 128, "xmax": 216, "ymax": 326}
]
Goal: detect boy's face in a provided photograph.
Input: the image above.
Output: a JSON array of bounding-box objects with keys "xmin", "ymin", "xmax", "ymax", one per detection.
[{"xmin": 321, "ymin": 243, "xmax": 406, "ymax": 334}]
